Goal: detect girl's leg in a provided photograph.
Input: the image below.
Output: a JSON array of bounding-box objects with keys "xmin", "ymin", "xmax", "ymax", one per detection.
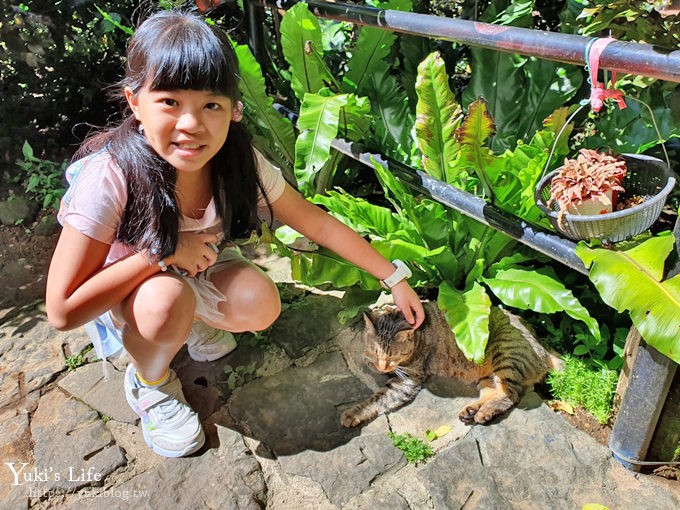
[
  {"xmin": 113, "ymin": 273, "xmax": 204, "ymax": 458},
  {"xmin": 203, "ymin": 260, "xmax": 281, "ymax": 333},
  {"xmin": 114, "ymin": 273, "xmax": 196, "ymax": 381}
]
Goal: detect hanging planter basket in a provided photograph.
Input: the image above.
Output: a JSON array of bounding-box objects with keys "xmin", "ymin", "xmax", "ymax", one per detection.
[{"xmin": 535, "ymin": 153, "xmax": 675, "ymax": 242}]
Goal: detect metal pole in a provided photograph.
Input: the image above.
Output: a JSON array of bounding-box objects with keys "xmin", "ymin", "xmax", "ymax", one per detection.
[
  {"xmin": 244, "ymin": 0, "xmax": 266, "ymax": 62},
  {"xmin": 330, "ymin": 138, "xmax": 588, "ymax": 275},
  {"xmin": 261, "ymin": 0, "xmax": 680, "ymax": 83}
]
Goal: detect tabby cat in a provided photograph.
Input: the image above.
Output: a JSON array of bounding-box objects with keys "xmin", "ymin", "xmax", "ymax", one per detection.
[{"xmin": 341, "ymin": 302, "xmax": 562, "ymax": 427}]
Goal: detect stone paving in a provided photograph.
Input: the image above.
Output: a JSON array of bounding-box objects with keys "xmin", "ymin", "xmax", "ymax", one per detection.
[{"xmin": 1, "ymin": 250, "xmax": 679, "ymax": 509}]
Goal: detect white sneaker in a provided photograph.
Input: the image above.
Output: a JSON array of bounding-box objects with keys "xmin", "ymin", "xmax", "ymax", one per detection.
[
  {"xmin": 186, "ymin": 322, "xmax": 237, "ymax": 362},
  {"xmin": 124, "ymin": 364, "xmax": 205, "ymax": 457}
]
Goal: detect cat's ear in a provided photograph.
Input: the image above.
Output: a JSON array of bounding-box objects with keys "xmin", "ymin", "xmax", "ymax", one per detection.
[
  {"xmin": 395, "ymin": 329, "xmax": 415, "ymax": 343},
  {"xmin": 363, "ymin": 312, "xmax": 377, "ymax": 333}
]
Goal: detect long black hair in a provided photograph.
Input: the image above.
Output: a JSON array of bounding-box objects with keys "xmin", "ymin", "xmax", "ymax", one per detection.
[{"xmin": 74, "ymin": 10, "xmax": 268, "ymax": 260}]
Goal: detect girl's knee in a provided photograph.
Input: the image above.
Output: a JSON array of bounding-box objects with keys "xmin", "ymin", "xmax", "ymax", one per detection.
[
  {"xmin": 211, "ymin": 264, "xmax": 281, "ymax": 332},
  {"xmin": 127, "ymin": 276, "xmax": 196, "ymax": 340}
]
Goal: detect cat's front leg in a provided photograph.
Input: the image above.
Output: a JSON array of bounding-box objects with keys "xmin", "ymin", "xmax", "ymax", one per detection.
[{"xmin": 340, "ymin": 377, "xmax": 421, "ymax": 428}]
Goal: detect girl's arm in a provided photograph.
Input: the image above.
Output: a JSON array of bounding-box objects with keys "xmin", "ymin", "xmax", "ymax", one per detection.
[
  {"xmin": 46, "ymin": 224, "xmax": 218, "ymax": 330},
  {"xmin": 270, "ymin": 183, "xmax": 425, "ymax": 328}
]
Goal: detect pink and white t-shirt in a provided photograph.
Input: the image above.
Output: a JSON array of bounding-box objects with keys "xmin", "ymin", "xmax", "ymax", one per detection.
[{"xmin": 58, "ymin": 149, "xmax": 285, "ymax": 265}]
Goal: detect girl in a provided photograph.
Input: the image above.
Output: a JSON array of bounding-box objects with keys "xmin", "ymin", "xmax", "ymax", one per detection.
[{"xmin": 46, "ymin": 10, "xmax": 424, "ymax": 458}]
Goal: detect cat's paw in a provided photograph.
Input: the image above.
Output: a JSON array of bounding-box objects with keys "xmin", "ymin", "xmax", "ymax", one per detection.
[
  {"xmin": 458, "ymin": 405, "xmax": 479, "ymax": 425},
  {"xmin": 340, "ymin": 407, "xmax": 366, "ymax": 428}
]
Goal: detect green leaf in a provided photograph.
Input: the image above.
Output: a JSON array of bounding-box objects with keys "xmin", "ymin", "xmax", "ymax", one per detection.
[
  {"xmin": 337, "ymin": 94, "xmax": 372, "ymax": 141},
  {"xmin": 22, "ymin": 141, "xmax": 33, "ymax": 160},
  {"xmin": 233, "ymin": 41, "xmax": 296, "ymax": 183},
  {"xmin": 291, "ymin": 250, "xmax": 380, "ymax": 289},
  {"xmin": 462, "ymin": 48, "xmax": 523, "ymax": 153},
  {"xmin": 456, "ymin": 98, "xmax": 497, "ymax": 200},
  {"xmin": 294, "ymin": 89, "xmax": 348, "ymax": 195},
  {"xmin": 575, "ymin": 233, "xmax": 680, "ymax": 364},
  {"xmin": 338, "ymin": 287, "xmax": 382, "ymax": 324},
  {"xmin": 363, "ymin": 68, "xmax": 414, "ymax": 160},
  {"xmin": 438, "ymin": 281, "xmax": 491, "ymax": 364},
  {"xmin": 344, "ymin": 27, "xmax": 396, "ymax": 94},
  {"xmin": 414, "ymin": 51, "xmax": 463, "ymax": 180},
  {"xmin": 514, "ymin": 60, "xmax": 582, "ymax": 144},
  {"xmin": 483, "ymin": 268, "xmax": 601, "ymax": 340},
  {"xmin": 280, "ymin": 3, "xmax": 331, "ymax": 101}
]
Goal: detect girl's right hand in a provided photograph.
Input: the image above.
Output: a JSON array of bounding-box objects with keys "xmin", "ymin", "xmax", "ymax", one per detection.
[{"xmin": 164, "ymin": 232, "xmax": 220, "ymax": 277}]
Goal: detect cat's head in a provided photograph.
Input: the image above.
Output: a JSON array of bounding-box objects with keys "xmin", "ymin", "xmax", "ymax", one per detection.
[{"xmin": 363, "ymin": 309, "xmax": 417, "ymax": 373}]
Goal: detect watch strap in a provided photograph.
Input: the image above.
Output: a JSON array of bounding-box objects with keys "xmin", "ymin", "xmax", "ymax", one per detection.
[{"xmin": 380, "ymin": 259, "xmax": 412, "ymax": 289}]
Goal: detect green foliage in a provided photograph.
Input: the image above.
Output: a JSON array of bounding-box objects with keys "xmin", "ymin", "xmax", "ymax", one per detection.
[
  {"xmin": 64, "ymin": 345, "xmax": 91, "ymax": 371},
  {"xmin": 223, "ymin": 362, "xmax": 258, "ymax": 390},
  {"xmin": 414, "ymin": 51, "xmax": 463, "ymax": 182},
  {"xmin": 15, "ymin": 141, "xmax": 67, "ymax": 211},
  {"xmin": 578, "ymin": 0, "xmax": 680, "ymax": 49},
  {"xmin": 232, "ymin": 39, "xmax": 296, "ymax": 184},
  {"xmin": 1, "ymin": 0, "xmax": 137, "ymax": 163},
  {"xmin": 387, "ymin": 431, "xmax": 434, "ymax": 464},
  {"xmin": 576, "ymin": 232, "xmax": 680, "ymax": 365},
  {"xmin": 547, "ymin": 355, "xmax": 618, "ymax": 424},
  {"xmin": 279, "ymin": 3, "xmax": 332, "ymax": 102}
]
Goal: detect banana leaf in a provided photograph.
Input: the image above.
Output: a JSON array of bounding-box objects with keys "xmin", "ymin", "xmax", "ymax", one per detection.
[
  {"xmin": 455, "ymin": 97, "xmax": 496, "ymax": 201},
  {"xmin": 344, "ymin": 27, "xmax": 396, "ymax": 94},
  {"xmin": 294, "ymin": 89, "xmax": 348, "ymax": 195},
  {"xmin": 414, "ymin": 51, "xmax": 463, "ymax": 180},
  {"xmin": 280, "ymin": 3, "xmax": 334, "ymax": 101},
  {"xmin": 438, "ymin": 281, "xmax": 492, "ymax": 364},
  {"xmin": 483, "ymin": 267, "xmax": 601, "ymax": 340},
  {"xmin": 575, "ymin": 232, "xmax": 680, "ymax": 364},
  {"xmin": 233, "ymin": 41, "xmax": 296, "ymax": 183}
]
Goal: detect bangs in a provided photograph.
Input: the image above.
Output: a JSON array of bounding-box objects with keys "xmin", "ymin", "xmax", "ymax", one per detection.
[
  {"xmin": 148, "ymin": 30, "xmax": 236, "ymax": 95},
  {"xmin": 127, "ymin": 12, "xmax": 239, "ymax": 98}
]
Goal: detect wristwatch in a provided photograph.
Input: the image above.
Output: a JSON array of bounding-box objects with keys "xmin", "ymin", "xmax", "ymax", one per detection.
[{"xmin": 380, "ymin": 259, "xmax": 412, "ymax": 289}]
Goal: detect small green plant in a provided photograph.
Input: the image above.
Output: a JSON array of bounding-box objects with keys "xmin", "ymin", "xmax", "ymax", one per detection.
[
  {"xmin": 15, "ymin": 141, "xmax": 67, "ymax": 210},
  {"xmin": 65, "ymin": 353, "xmax": 86, "ymax": 371},
  {"xmin": 387, "ymin": 431, "xmax": 434, "ymax": 465},
  {"xmin": 64, "ymin": 345, "xmax": 92, "ymax": 371},
  {"xmin": 100, "ymin": 414, "xmax": 112, "ymax": 425},
  {"xmin": 547, "ymin": 355, "xmax": 618, "ymax": 424},
  {"xmin": 222, "ymin": 362, "xmax": 257, "ymax": 390}
]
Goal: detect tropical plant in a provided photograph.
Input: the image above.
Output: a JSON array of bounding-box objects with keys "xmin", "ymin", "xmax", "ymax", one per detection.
[
  {"xmin": 576, "ymin": 232, "xmax": 680, "ymax": 364},
  {"xmin": 237, "ymin": 1, "xmax": 604, "ymax": 363}
]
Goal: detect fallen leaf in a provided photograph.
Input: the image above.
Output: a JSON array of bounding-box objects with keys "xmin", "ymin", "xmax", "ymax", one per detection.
[
  {"xmin": 549, "ymin": 400, "xmax": 575, "ymax": 415},
  {"xmin": 425, "ymin": 425, "xmax": 452, "ymax": 441},
  {"xmin": 582, "ymin": 504, "xmax": 609, "ymax": 510}
]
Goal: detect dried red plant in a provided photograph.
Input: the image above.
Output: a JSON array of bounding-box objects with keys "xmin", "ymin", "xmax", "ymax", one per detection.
[{"xmin": 548, "ymin": 149, "xmax": 627, "ymax": 225}]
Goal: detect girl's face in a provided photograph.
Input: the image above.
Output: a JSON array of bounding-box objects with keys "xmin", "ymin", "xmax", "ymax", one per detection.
[{"xmin": 125, "ymin": 85, "xmax": 235, "ymax": 176}]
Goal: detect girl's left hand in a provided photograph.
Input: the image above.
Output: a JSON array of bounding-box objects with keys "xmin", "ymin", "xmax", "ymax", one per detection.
[{"xmin": 390, "ymin": 281, "xmax": 425, "ymax": 329}]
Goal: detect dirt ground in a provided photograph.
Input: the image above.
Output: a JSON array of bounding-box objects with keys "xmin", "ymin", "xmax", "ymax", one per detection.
[{"xmin": 0, "ymin": 212, "xmax": 60, "ymax": 317}]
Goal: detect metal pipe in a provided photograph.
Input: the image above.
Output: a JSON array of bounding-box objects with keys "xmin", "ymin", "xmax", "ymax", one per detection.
[
  {"xmin": 259, "ymin": 0, "xmax": 680, "ymax": 83},
  {"xmin": 330, "ymin": 138, "xmax": 588, "ymax": 275},
  {"xmin": 245, "ymin": 0, "xmax": 266, "ymax": 62}
]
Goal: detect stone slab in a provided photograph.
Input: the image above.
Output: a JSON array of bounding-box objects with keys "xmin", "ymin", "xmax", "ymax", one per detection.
[
  {"xmin": 268, "ymin": 294, "xmax": 345, "ymax": 359},
  {"xmin": 418, "ymin": 392, "xmax": 680, "ymax": 510},
  {"xmin": 29, "ymin": 389, "xmax": 126, "ymax": 494},
  {"xmin": 74, "ymin": 426, "xmax": 266, "ymax": 509},
  {"xmin": 58, "ymin": 361, "xmax": 137, "ymax": 424}
]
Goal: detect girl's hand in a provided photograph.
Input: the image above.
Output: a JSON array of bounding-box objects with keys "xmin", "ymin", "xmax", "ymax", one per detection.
[
  {"xmin": 164, "ymin": 232, "xmax": 220, "ymax": 277},
  {"xmin": 390, "ymin": 280, "xmax": 425, "ymax": 329}
]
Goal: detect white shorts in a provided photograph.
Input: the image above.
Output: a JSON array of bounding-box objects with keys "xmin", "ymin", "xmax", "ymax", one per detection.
[{"xmin": 86, "ymin": 246, "xmax": 249, "ymax": 359}]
